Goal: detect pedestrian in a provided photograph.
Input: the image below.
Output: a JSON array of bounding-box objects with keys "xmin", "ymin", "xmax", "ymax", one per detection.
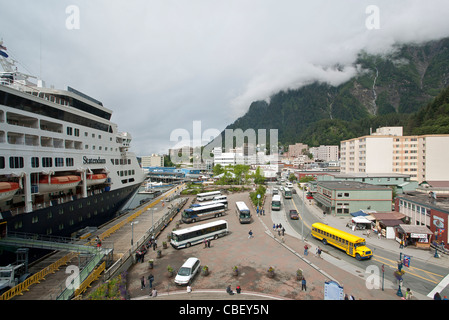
[
  {"xmin": 226, "ymin": 285, "xmax": 234, "ymax": 295},
  {"xmin": 434, "ymin": 292, "xmax": 442, "ymax": 300},
  {"xmin": 304, "ymin": 244, "xmax": 309, "ymax": 256},
  {"xmin": 207, "ymin": 238, "xmax": 211, "ymax": 248},
  {"xmin": 323, "ymin": 211, "xmax": 326, "ymax": 218},
  {"xmin": 273, "ymin": 223, "xmax": 276, "ymax": 231},
  {"xmin": 366, "ymin": 229, "xmax": 370, "ymax": 238},
  {"xmin": 140, "ymin": 276, "xmax": 145, "ymax": 290},
  {"xmin": 248, "ymin": 230, "xmax": 254, "ymax": 239},
  {"xmin": 405, "ymin": 288, "xmax": 413, "ymax": 300},
  {"xmin": 203, "ymin": 238, "xmax": 207, "ymax": 248},
  {"xmin": 151, "ymin": 288, "xmax": 158, "ymax": 297},
  {"xmin": 301, "ymin": 278, "xmax": 307, "ymax": 291},
  {"xmin": 399, "ymin": 239, "xmax": 404, "ymax": 249},
  {"xmin": 316, "ymin": 247, "xmax": 322, "ymax": 258},
  {"xmin": 278, "ymin": 228, "xmax": 281, "ymax": 237},
  {"xmin": 377, "ymin": 230, "xmax": 381, "ymax": 240},
  {"xmin": 187, "ymin": 285, "xmax": 192, "ymax": 293},
  {"xmin": 147, "ymin": 273, "xmax": 154, "ymax": 289},
  {"xmin": 236, "ymin": 285, "xmax": 241, "ymax": 294},
  {"xmin": 282, "ymin": 227, "xmax": 285, "ymax": 236}
]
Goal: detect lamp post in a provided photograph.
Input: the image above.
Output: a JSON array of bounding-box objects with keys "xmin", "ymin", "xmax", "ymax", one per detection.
[
  {"xmin": 396, "ymin": 253, "xmax": 403, "ymax": 297},
  {"xmin": 131, "ymin": 220, "xmax": 139, "ymax": 246},
  {"xmin": 434, "ymin": 229, "xmax": 440, "ymax": 258}
]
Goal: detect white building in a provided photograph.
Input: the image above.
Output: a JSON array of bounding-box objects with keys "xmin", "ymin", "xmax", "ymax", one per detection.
[
  {"xmin": 340, "ymin": 127, "xmax": 449, "ymax": 182},
  {"xmin": 141, "ymin": 154, "xmax": 164, "ymax": 167},
  {"xmin": 309, "ymin": 145, "xmax": 339, "ymax": 161}
]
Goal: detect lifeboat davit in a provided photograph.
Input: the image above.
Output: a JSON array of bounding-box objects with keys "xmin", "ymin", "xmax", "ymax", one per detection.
[
  {"xmin": 0, "ymin": 182, "xmax": 20, "ymax": 201},
  {"xmin": 86, "ymin": 173, "xmax": 107, "ymax": 186},
  {"xmin": 38, "ymin": 175, "xmax": 81, "ymax": 193}
]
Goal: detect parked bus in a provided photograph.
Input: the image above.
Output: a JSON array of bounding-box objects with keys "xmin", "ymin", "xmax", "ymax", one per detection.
[
  {"xmin": 196, "ymin": 191, "xmax": 221, "ymax": 202},
  {"xmin": 170, "ymin": 220, "xmax": 229, "ymax": 249},
  {"xmin": 271, "ymin": 194, "xmax": 281, "ymax": 211},
  {"xmin": 235, "ymin": 201, "xmax": 251, "ymax": 224},
  {"xmin": 311, "ymin": 223, "xmax": 373, "ymax": 260},
  {"xmin": 182, "ymin": 203, "xmax": 226, "ymax": 223},
  {"xmin": 190, "ymin": 195, "xmax": 228, "ymax": 208},
  {"xmin": 282, "ymin": 187, "xmax": 292, "ymax": 199}
]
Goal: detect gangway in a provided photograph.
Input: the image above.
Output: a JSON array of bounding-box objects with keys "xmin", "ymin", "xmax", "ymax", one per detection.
[
  {"xmin": 0, "ymin": 232, "xmax": 103, "ymax": 254},
  {"xmin": 0, "ymin": 232, "xmax": 112, "ymax": 300}
]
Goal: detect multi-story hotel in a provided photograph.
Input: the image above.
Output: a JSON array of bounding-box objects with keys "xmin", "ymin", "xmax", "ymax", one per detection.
[{"xmin": 340, "ymin": 127, "xmax": 449, "ymax": 182}]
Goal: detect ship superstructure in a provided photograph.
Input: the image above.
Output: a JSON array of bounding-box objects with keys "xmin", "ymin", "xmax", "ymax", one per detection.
[{"xmin": 0, "ymin": 41, "xmax": 145, "ymax": 239}]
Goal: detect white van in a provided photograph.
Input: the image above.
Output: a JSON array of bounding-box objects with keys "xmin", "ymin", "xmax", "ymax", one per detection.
[
  {"xmin": 175, "ymin": 257, "xmax": 201, "ymax": 285},
  {"xmin": 286, "ymin": 182, "xmax": 293, "ymax": 188}
]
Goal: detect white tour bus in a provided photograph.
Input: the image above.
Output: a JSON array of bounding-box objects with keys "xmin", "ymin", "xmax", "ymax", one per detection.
[
  {"xmin": 196, "ymin": 191, "xmax": 221, "ymax": 202},
  {"xmin": 182, "ymin": 203, "xmax": 226, "ymax": 223},
  {"xmin": 190, "ymin": 195, "xmax": 228, "ymax": 209},
  {"xmin": 271, "ymin": 194, "xmax": 281, "ymax": 211},
  {"xmin": 170, "ymin": 219, "xmax": 229, "ymax": 249},
  {"xmin": 235, "ymin": 201, "xmax": 251, "ymax": 224}
]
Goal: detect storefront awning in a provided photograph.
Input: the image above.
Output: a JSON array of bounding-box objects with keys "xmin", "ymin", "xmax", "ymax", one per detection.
[
  {"xmin": 351, "ymin": 210, "xmax": 368, "ymax": 217},
  {"xmin": 352, "ymin": 216, "xmax": 372, "ymax": 224}
]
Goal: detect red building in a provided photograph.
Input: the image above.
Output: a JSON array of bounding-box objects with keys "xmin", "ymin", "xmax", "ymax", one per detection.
[{"xmin": 395, "ymin": 192, "xmax": 448, "ymax": 250}]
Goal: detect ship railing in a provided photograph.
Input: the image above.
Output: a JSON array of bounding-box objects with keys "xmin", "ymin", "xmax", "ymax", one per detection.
[{"xmin": 0, "ymin": 78, "xmax": 71, "ymax": 107}]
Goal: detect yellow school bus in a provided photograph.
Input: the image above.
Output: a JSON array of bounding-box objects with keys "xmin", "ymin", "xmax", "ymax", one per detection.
[{"xmin": 311, "ymin": 223, "xmax": 373, "ymax": 260}]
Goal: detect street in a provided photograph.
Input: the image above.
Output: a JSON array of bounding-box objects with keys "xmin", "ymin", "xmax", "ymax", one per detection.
[{"xmin": 272, "ymin": 182, "xmax": 449, "ymax": 299}]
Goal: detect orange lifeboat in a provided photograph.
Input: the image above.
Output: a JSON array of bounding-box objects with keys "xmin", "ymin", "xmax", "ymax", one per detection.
[
  {"xmin": 0, "ymin": 182, "xmax": 20, "ymax": 201},
  {"xmin": 86, "ymin": 173, "xmax": 107, "ymax": 186},
  {"xmin": 38, "ymin": 175, "xmax": 81, "ymax": 193}
]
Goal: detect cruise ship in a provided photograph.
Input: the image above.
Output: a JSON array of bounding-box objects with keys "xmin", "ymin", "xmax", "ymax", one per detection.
[{"xmin": 0, "ymin": 42, "xmax": 146, "ymax": 241}]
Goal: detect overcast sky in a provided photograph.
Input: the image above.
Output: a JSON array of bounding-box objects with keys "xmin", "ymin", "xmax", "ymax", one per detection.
[{"xmin": 1, "ymin": 0, "xmax": 449, "ymax": 156}]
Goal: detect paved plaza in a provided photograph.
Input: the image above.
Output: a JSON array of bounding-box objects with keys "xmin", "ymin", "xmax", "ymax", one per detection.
[{"xmin": 127, "ymin": 191, "xmax": 400, "ymax": 300}]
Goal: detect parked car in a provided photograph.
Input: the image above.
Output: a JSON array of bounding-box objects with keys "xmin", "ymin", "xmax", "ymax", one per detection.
[
  {"xmin": 289, "ymin": 209, "xmax": 299, "ymax": 220},
  {"xmin": 175, "ymin": 257, "xmax": 201, "ymax": 285}
]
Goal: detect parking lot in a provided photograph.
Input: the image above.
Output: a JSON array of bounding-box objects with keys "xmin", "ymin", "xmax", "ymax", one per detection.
[
  {"xmin": 126, "ymin": 191, "xmax": 398, "ymax": 300},
  {"xmin": 126, "ymin": 191, "xmax": 329, "ymax": 300}
]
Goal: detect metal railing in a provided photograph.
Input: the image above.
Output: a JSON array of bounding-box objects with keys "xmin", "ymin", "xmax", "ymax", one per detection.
[{"xmin": 0, "ymin": 252, "xmax": 78, "ymax": 300}]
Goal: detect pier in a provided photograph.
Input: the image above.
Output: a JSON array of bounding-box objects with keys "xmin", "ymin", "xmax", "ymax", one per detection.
[{"xmin": 0, "ymin": 184, "xmax": 188, "ymax": 300}]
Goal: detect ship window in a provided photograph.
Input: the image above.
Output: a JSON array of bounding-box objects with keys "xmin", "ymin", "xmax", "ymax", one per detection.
[
  {"xmin": 74, "ymin": 128, "xmax": 80, "ymax": 137},
  {"xmin": 0, "ymin": 156, "xmax": 4, "ymax": 169},
  {"xmin": 66, "ymin": 158, "xmax": 74, "ymax": 166},
  {"xmin": 9, "ymin": 156, "xmax": 24, "ymax": 168},
  {"xmin": 42, "ymin": 157, "xmax": 52, "ymax": 167},
  {"xmin": 67, "ymin": 127, "xmax": 73, "ymax": 135},
  {"xmin": 55, "ymin": 158, "xmax": 64, "ymax": 167},
  {"xmin": 31, "ymin": 157, "xmax": 39, "ymax": 168}
]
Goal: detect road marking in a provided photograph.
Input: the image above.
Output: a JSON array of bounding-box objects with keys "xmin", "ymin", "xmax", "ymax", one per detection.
[{"xmin": 427, "ymin": 273, "xmax": 449, "ymax": 298}]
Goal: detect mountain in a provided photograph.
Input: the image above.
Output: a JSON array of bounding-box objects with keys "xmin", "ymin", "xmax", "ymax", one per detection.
[{"xmin": 224, "ymin": 37, "xmax": 449, "ymax": 147}]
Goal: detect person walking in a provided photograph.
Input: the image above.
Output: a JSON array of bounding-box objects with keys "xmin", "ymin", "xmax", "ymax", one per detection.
[
  {"xmin": 207, "ymin": 238, "xmax": 211, "ymax": 248},
  {"xmin": 301, "ymin": 278, "xmax": 307, "ymax": 291},
  {"xmin": 405, "ymin": 288, "xmax": 413, "ymax": 300},
  {"xmin": 248, "ymin": 230, "xmax": 254, "ymax": 239},
  {"xmin": 147, "ymin": 273, "xmax": 154, "ymax": 289},
  {"xmin": 304, "ymin": 244, "xmax": 309, "ymax": 256},
  {"xmin": 140, "ymin": 276, "xmax": 145, "ymax": 290}
]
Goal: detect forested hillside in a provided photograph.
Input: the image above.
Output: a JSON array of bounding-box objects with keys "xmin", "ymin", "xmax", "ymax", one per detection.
[{"xmin": 224, "ymin": 37, "xmax": 449, "ymax": 147}]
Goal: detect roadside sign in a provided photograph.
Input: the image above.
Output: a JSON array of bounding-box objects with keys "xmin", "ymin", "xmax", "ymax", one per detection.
[{"xmin": 403, "ymin": 255, "xmax": 411, "ymax": 268}]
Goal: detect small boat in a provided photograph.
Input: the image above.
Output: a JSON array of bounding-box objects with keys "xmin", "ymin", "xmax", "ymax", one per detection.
[
  {"xmin": 86, "ymin": 173, "xmax": 108, "ymax": 186},
  {"xmin": 0, "ymin": 182, "xmax": 20, "ymax": 201},
  {"xmin": 38, "ymin": 175, "xmax": 81, "ymax": 193}
]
